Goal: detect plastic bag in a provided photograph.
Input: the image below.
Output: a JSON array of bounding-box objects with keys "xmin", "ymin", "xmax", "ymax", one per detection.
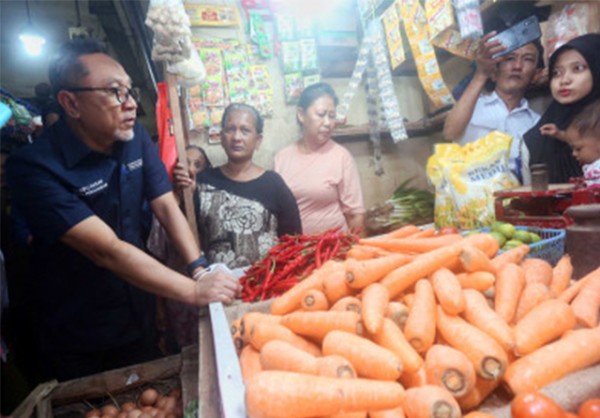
[
  {"xmin": 166, "ymin": 47, "xmax": 206, "ymax": 87},
  {"xmin": 427, "ymin": 131, "xmax": 519, "ymax": 229}
]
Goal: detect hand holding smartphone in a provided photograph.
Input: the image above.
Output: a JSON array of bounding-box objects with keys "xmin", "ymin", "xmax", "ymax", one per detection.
[{"xmin": 489, "ymin": 16, "xmax": 542, "ymax": 59}]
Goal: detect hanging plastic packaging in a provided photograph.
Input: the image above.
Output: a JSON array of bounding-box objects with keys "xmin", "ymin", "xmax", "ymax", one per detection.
[{"xmin": 454, "ymin": 0, "xmax": 483, "ymax": 40}]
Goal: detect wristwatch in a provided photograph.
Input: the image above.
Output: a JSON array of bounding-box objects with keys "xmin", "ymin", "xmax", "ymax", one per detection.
[{"xmin": 186, "ymin": 254, "xmax": 209, "ymax": 277}]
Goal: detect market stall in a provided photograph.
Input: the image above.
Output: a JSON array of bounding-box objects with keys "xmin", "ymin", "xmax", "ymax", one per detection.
[{"xmin": 10, "ymin": 0, "xmax": 600, "ymax": 416}]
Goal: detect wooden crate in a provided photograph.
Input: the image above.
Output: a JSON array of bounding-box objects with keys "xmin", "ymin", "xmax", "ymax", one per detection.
[{"xmin": 12, "ymin": 346, "xmax": 200, "ymax": 418}]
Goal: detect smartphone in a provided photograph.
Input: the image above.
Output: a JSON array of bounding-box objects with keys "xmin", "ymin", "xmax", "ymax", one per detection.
[{"xmin": 489, "ymin": 15, "xmax": 542, "ymax": 59}]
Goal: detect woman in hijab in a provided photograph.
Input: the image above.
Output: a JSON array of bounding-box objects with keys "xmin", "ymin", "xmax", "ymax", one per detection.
[{"xmin": 524, "ymin": 33, "xmax": 600, "ymax": 184}]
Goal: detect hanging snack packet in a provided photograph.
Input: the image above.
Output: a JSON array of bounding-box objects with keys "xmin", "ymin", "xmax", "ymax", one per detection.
[
  {"xmin": 454, "ymin": 0, "xmax": 484, "ymax": 40},
  {"xmin": 284, "ymin": 73, "xmax": 303, "ymax": 104},
  {"xmin": 381, "ymin": 2, "xmax": 406, "ymax": 70},
  {"xmin": 280, "ymin": 41, "xmax": 302, "ymax": 73},
  {"xmin": 300, "ymin": 39, "xmax": 319, "ymax": 72},
  {"xmin": 249, "ymin": 11, "xmax": 272, "ymax": 59},
  {"xmin": 303, "ymin": 74, "xmax": 321, "ymax": 89},
  {"xmin": 275, "ymin": 14, "xmax": 295, "ymax": 41},
  {"xmin": 425, "ymin": 0, "xmax": 454, "ymax": 39}
]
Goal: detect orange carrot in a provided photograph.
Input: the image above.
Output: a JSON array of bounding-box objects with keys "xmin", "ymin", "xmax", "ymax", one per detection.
[
  {"xmin": 514, "ymin": 299, "xmax": 576, "ymax": 355},
  {"xmin": 549, "ymin": 254, "xmax": 573, "ymax": 296},
  {"xmin": 503, "ymin": 327, "xmax": 600, "ymax": 395},
  {"xmin": 403, "ymin": 279, "xmax": 436, "ymax": 353},
  {"xmin": 248, "ymin": 321, "xmax": 321, "ymax": 356},
  {"xmin": 345, "ymin": 254, "xmax": 412, "ymax": 289},
  {"xmin": 521, "ymin": 258, "xmax": 553, "ymax": 286},
  {"xmin": 322, "ymin": 263, "xmax": 354, "ymax": 303},
  {"xmin": 271, "ymin": 271, "xmax": 324, "ymax": 315},
  {"xmin": 386, "ymin": 301, "xmax": 409, "ymax": 330},
  {"xmin": 362, "ymin": 234, "xmax": 463, "ymax": 254},
  {"xmin": 463, "ymin": 412, "xmax": 496, "ymax": 418},
  {"xmin": 430, "ymin": 267, "xmax": 465, "ymax": 315},
  {"xmin": 245, "ymin": 371, "xmax": 406, "ymax": 418},
  {"xmin": 462, "ymin": 289, "xmax": 515, "ymax": 352},
  {"xmin": 399, "ymin": 366, "xmax": 427, "ymax": 389},
  {"xmin": 408, "ymin": 228, "xmax": 437, "ymax": 238},
  {"xmin": 361, "ymin": 283, "xmax": 390, "ymax": 334},
  {"xmin": 330, "ymin": 296, "xmax": 362, "ymax": 313},
  {"xmin": 403, "ymin": 293, "xmax": 415, "ymax": 310},
  {"xmin": 494, "ymin": 263, "xmax": 526, "ymax": 324},
  {"xmin": 372, "ymin": 318, "xmax": 423, "ymax": 374},
  {"xmin": 558, "ymin": 265, "xmax": 600, "ymax": 303},
  {"xmin": 456, "ymin": 271, "xmax": 495, "ymax": 292},
  {"xmin": 457, "ymin": 377, "xmax": 500, "ymax": 411},
  {"xmin": 240, "ymin": 345, "xmax": 262, "ymax": 383},
  {"xmin": 368, "ymin": 406, "xmax": 406, "ymax": 418},
  {"xmin": 424, "ymin": 344, "xmax": 476, "ymax": 397},
  {"xmin": 381, "ymin": 242, "xmax": 464, "ymax": 299},
  {"xmin": 301, "ymin": 289, "xmax": 330, "ymax": 311},
  {"xmin": 570, "ymin": 269, "xmax": 600, "ymax": 328},
  {"xmin": 331, "ymin": 412, "xmax": 368, "ymax": 418},
  {"xmin": 436, "ymin": 306, "xmax": 508, "ymax": 380},
  {"xmin": 260, "ymin": 340, "xmax": 318, "ymax": 374},
  {"xmin": 346, "ymin": 245, "xmax": 392, "ymax": 260},
  {"xmin": 514, "ymin": 282, "xmax": 553, "ymax": 322},
  {"xmin": 241, "ymin": 312, "xmax": 282, "ymax": 343},
  {"xmin": 462, "ymin": 232, "xmax": 501, "ymax": 258},
  {"xmin": 323, "ymin": 330, "xmax": 403, "ymax": 381},
  {"xmin": 282, "ymin": 311, "xmax": 363, "ymax": 342},
  {"xmin": 364, "ymin": 224, "xmax": 420, "ymax": 240},
  {"xmin": 316, "ymin": 355, "xmax": 357, "ymax": 379},
  {"xmin": 402, "ymin": 385, "xmax": 461, "ymax": 418},
  {"xmin": 460, "ymin": 244, "xmax": 495, "ymax": 274},
  {"xmin": 490, "ymin": 244, "xmax": 530, "ymax": 272}
]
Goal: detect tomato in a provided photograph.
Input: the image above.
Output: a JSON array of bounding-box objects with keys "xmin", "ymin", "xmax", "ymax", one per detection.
[
  {"xmin": 438, "ymin": 226, "xmax": 459, "ymax": 235},
  {"xmin": 511, "ymin": 392, "xmax": 566, "ymax": 418},
  {"xmin": 579, "ymin": 399, "xmax": 600, "ymax": 418}
]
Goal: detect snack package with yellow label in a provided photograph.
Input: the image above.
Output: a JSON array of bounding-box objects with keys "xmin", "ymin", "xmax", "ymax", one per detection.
[
  {"xmin": 426, "ymin": 143, "xmax": 463, "ymax": 229},
  {"xmin": 427, "ymin": 131, "xmax": 519, "ymax": 229}
]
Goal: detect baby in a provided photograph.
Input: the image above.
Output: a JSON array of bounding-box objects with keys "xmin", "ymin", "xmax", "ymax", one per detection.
[{"xmin": 563, "ymin": 100, "xmax": 600, "ymax": 187}]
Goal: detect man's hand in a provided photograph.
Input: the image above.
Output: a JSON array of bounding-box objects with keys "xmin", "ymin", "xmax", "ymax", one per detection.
[
  {"xmin": 194, "ymin": 268, "xmax": 242, "ymax": 306},
  {"xmin": 173, "ymin": 162, "xmax": 194, "ymax": 191},
  {"xmin": 475, "ymin": 32, "xmax": 506, "ymax": 80}
]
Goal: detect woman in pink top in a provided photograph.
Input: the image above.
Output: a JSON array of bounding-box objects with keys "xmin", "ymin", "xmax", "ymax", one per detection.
[{"xmin": 274, "ymin": 83, "xmax": 365, "ymax": 235}]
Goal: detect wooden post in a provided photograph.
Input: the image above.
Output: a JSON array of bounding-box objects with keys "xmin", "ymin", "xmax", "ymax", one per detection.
[{"xmin": 165, "ymin": 71, "xmax": 200, "ymax": 246}]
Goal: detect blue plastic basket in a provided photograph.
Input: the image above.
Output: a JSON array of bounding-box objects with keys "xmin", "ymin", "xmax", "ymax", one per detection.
[{"xmin": 470, "ymin": 227, "xmax": 566, "ymax": 266}]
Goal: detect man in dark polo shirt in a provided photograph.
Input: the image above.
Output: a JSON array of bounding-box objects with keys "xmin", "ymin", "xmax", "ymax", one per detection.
[{"xmin": 6, "ymin": 39, "xmax": 241, "ymax": 381}]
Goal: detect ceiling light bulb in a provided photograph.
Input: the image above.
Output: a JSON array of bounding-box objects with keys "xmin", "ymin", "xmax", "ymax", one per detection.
[{"xmin": 20, "ymin": 32, "xmax": 46, "ymax": 56}]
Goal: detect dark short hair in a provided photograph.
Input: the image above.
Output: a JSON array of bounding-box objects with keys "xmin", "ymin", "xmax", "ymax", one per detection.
[
  {"xmin": 221, "ymin": 103, "xmax": 264, "ymax": 134},
  {"xmin": 569, "ymin": 100, "xmax": 600, "ymax": 137},
  {"xmin": 186, "ymin": 145, "xmax": 212, "ymax": 168},
  {"xmin": 531, "ymin": 39, "xmax": 545, "ymax": 69},
  {"xmin": 297, "ymin": 82, "xmax": 339, "ymax": 112},
  {"xmin": 48, "ymin": 39, "xmax": 108, "ymax": 97}
]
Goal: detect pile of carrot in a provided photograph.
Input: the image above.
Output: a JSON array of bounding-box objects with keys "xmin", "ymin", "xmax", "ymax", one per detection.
[
  {"xmin": 239, "ymin": 229, "xmax": 358, "ymax": 302},
  {"xmin": 231, "ymin": 224, "xmax": 600, "ymax": 418}
]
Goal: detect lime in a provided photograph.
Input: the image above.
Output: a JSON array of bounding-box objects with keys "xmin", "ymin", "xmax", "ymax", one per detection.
[
  {"xmin": 529, "ymin": 232, "xmax": 542, "ymax": 243},
  {"xmin": 491, "ymin": 221, "xmax": 506, "ymax": 233},
  {"xmin": 513, "ymin": 230, "xmax": 532, "ymax": 244},
  {"xmin": 497, "ymin": 223, "xmax": 516, "ymax": 239},
  {"xmin": 489, "ymin": 231, "xmax": 507, "ymax": 247},
  {"xmin": 503, "ymin": 239, "xmax": 523, "ymax": 250}
]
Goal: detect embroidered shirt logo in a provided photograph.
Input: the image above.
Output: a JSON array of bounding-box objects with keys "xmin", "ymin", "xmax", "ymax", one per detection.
[
  {"xmin": 77, "ymin": 179, "xmax": 108, "ymax": 196},
  {"xmin": 127, "ymin": 158, "xmax": 143, "ymax": 171}
]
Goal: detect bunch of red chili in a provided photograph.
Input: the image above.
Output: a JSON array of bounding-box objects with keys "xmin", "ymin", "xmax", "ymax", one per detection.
[{"xmin": 239, "ymin": 229, "xmax": 358, "ymax": 302}]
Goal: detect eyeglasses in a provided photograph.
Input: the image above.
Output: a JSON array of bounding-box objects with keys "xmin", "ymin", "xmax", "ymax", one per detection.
[{"xmin": 66, "ymin": 86, "xmax": 140, "ymax": 104}]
